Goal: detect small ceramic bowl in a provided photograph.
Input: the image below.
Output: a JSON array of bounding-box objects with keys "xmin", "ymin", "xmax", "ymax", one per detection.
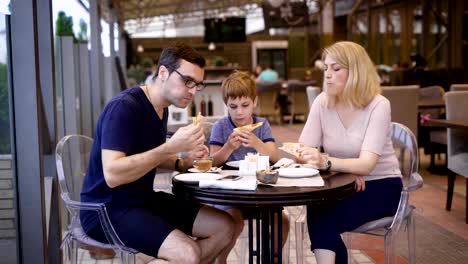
[{"xmin": 256, "ymin": 169, "xmax": 279, "ymax": 184}]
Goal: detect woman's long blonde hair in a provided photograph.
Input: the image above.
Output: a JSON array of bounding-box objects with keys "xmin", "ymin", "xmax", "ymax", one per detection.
[{"xmin": 322, "ymin": 41, "xmax": 381, "ymax": 109}]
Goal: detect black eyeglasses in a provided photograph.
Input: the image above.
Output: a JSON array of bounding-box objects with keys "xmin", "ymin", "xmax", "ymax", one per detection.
[{"xmin": 170, "ymin": 68, "xmax": 205, "ymax": 91}]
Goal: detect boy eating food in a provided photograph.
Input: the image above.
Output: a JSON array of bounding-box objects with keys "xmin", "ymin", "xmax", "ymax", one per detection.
[
  {"xmin": 209, "ymin": 71, "xmax": 287, "ymax": 263},
  {"xmin": 210, "ymin": 71, "xmax": 279, "ymax": 166}
]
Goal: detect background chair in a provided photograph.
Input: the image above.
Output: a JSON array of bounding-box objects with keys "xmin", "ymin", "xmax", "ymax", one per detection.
[
  {"xmin": 306, "ymin": 86, "xmax": 320, "ymax": 110},
  {"xmin": 418, "ymin": 86, "xmax": 447, "ymax": 169},
  {"xmin": 287, "ymin": 80, "xmax": 315, "ymax": 124},
  {"xmin": 255, "ymin": 81, "xmax": 282, "ymax": 124},
  {"xmin": 381, "ymin": 85, "xmax": 420, "ymax": 137},
  {"xmin": 444, "ymin": 91, "xmax": 468, "ymax": 224},
  {"xmin": 56, "ymin": 135, "xmax": 138, "ymax": 263},
  {"xmin": 450, "ymin": 84, "xmax": 468, "ymax": 91},
  {"xmin": 294, "ymin": 122, "xmax": 423, "ymax": 264}
]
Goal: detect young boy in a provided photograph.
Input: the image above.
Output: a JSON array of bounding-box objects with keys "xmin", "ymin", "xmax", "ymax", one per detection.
[
  {"xmin": 209, "ymin": 70, "xmax": 288, "ymax": 263},
  {"xmin": 210, "ymin": 70, "xmax": 279, "ymax": 165}
]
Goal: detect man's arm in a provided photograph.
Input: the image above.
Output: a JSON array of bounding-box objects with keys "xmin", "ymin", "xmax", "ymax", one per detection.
[
  {"xmin": 102, "ymin": 144, "xmax": 176, "ymax": 188},
  {"xmin": 102, "ymin": 123, "xmax": 205, "ymax": 188}
]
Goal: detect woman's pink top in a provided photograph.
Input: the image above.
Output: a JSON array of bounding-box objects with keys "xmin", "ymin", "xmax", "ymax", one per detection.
[{"xmin": 299, "ymin": 93, "xmax": 401, "ymax": 181}]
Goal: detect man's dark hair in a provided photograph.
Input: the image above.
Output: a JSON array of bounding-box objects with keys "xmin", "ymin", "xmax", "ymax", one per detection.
[{"xmin": 155, "ymin": 43, "xmax": 206, "ymax": 78}]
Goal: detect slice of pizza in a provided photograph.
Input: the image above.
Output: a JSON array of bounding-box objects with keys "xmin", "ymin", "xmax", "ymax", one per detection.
[
  {"xmin": 233, "ymin": 122, "xmax": 264, "ymax": 132},
  {"xmin": 278, "ymin": 142, "xmax": 304, "ymax": 157},
  {"xmin": 192, "ymin": 112, "xmax": 203, "ymax": 125}
]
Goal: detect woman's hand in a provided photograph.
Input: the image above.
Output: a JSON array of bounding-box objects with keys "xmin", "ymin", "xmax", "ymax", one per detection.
[
  {"xmin": 355, "ymin": 176, "xmax": 366, "ymax": 192},
  {"xmin": 297, "ymin": 146, "xmax": 321, "ymax": 167}
]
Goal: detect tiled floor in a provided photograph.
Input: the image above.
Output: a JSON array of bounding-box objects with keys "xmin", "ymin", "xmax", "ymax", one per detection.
[
  {"xmin": 74, "ymin": 123, "xmax": 468, "ymax": 263},
  {"xmin": 73, "ymin": 205, "xmax": 376, "ymax": 264}
]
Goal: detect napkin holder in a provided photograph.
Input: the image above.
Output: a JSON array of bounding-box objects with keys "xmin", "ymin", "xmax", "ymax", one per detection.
[{"xmin": 238, "ymin": 155, "xmax": 269, "ymax": 176}]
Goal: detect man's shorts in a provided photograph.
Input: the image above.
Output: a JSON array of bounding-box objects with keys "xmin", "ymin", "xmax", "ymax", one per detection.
[{"xmin": 86, "ymin": 191, "xmax": 203, "ymax": 257}]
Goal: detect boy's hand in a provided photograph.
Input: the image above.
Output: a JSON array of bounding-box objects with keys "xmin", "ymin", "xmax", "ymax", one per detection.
[
  {"xmin": 226, "ymin": 132, "xmax": 241, "ymax": 150},
  {"xmin": 238, "ymin": 130, "xmax": 262, "ymax": 149}
]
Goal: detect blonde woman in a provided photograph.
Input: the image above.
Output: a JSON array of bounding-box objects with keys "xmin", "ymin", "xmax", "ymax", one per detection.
[{"xmin": 298, "ymin": 41, "xmax": 403, "ymax": 264}]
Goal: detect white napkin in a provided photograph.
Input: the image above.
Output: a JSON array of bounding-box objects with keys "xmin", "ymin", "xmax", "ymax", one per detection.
[
  {"xmin": 199, "ymin": 179, "xmax": 257, "ymax": 191},
  {"xmin": 272, "ymin": 157, "xmax": 295, "ymax": 168},
  {"xmin": 267, "ymin": 176, "xmax": 325, "ymax": 187},
  {"xmin": 239, "ymin": 155, "xmax": 269, "ymax": 176}
]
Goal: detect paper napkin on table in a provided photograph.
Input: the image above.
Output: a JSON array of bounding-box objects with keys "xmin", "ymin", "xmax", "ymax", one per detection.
[
  {"xmin": 272, "ymin": 157, "xmax": 295, "ymax": 168},
  {"xmin": 199, "ymin": 179, "xmax": 257, "ymax": 191},
  {"xmin": 265, "ymin": 176, "xmax": 325, "ymax": 187}
]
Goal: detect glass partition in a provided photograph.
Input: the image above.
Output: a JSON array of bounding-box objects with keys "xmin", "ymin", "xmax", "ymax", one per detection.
[{"xmin": 0, "ymin": 13, "xmax": 18, "ymax": 263}]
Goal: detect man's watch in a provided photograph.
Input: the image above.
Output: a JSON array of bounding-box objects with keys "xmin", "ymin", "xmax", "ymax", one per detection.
[
  {"xmin": 175, "ymin": 158, "xmax": 185, "ymax": 172},
  {"xmin": 324, "ymin": 158, "xmax": 332, "ymax": 171}
]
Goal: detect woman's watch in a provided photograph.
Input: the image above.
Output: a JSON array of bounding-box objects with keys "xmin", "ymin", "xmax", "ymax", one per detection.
[{"xmin": 324, "ymin": 158, "xmax": 332, "ymax": 171}]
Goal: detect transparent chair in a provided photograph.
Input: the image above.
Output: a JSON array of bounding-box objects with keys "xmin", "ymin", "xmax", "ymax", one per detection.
[
  {"xmin": 56, "ymin": 135, "xmax": 138, "ymax": 263},
  {"xmin": 306, "ymin": 86, "xmax": 320, "ymax": 110},
  {"xmin": 294, "ymin": 122, "xmax": 424, "ymax": 264}
]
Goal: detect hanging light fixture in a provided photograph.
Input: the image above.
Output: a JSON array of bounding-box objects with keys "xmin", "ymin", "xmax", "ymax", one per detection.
[
  {"xmin": 137, "ymin": 44, "xmax": 144, "ymax": 53},
  {"xmin": 208, "ymin": 42, "xmax": 216, "ymax": 51},
  {"xmin": 268, "ymin": 0, "xmax": 284, "ymax": 8}
]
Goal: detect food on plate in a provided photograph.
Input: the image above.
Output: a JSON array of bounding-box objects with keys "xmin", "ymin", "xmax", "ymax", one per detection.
[
  {"xmin": 256, "ymin": 169, "xmax": 279, "ymax": 184},
  {"xmin": 233, "ymin": 122, "xmax": 263, "ymax": 132},
  {"xmin": 278, "ymin": 142, "xmax": 304, "ymax": 157}
]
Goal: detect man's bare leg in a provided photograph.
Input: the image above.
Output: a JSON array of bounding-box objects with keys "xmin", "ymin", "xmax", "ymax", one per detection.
[
  {"xmin": 215, "ymin": 208, "xmax": 244, "ymax": 264},
  {"xmin": 144, "ymin": 229, "xmax": 201, "ymax": 264},
  {"xmin": 192, "ymin": 205, "xmax": 235, "ymax": 264}
]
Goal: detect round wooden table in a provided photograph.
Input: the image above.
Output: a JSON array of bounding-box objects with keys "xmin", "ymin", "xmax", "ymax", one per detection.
[{"xmin": 172, "ymin": 172, "xmax": 356, "ymax": 263}]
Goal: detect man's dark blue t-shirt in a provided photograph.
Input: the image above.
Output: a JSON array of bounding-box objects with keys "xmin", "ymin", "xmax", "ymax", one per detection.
[{"xmin": 80, "ymin": 87, "xmax": 168, "ymax": 232}]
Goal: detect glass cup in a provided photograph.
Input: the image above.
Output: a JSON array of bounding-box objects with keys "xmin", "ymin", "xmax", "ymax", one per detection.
[{"xmin": 193, "ymin": 157, "xmax": 213, "ymax": 172}]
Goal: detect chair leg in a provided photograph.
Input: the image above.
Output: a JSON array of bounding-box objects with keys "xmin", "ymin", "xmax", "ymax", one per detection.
[
  {"xmin": 384, "ymin": 232, "xmax": 396, "ymax": 264},
  {"xmin": 120, "ymin": 250, "xmax": 136, "ymax": 264},
  {"xmin": 342, "ymin": 232, "xmax": 352, "ymax": 264},
  {"xmin": 446, "ymin": 171, "xmax": 457, "ymax": 211},
  {"xmin": 295, "ymin": 220, "xmax": 304, "ymax": 264},
  {"xmin": 466, "ymin": 178, "xmax": 468, "ymax": 224},
  {"xmin": 239, "ymin": 220, "xmax": 248, "ymax": 264},
  {"xmin": 407, "ymin": 213, "xmax": 416, "ymax": 264},
  {"xmin": 282, "ymin": 231, "xmax": 290, "ymax": 264},
  {"xmin": 71, "ymin": 239, "xmax": 79, "ymax": 264},
  {"xmin": 430, "ymin": 153, "xmax": 435, "ymax": 169}
]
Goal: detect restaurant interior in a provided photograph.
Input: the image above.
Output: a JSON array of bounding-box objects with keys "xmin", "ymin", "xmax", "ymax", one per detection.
[{"xmin": 0, "ymin": 0, "xmax": 468, "ymax": 263}]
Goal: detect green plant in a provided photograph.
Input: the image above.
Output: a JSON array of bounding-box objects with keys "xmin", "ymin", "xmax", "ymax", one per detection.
[
  {"xmin": 141, "ymin": 57, "xmax": 154, "ymax": 69},
  {"xmin": 126, "ymin": 65, "xmax": 147, "ymax": 85},
  {"xmin": 76, "ymin": 19, "xmax": 88, "ymax": 43},
  {"xmin": 213, "ymin": 56, "xmax": 225, "ymax": 67},
  {"xmin": 55, "ymin": 11, "xmax": 75, "ymax": 38},
  {"xmin": 0, "ymin": 63, "xmax": 11, "ymax": 154}
]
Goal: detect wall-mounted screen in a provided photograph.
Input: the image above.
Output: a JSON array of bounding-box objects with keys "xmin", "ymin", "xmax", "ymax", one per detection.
[
  {"xmin": 204, "ymin": 17, "xmax": 246, "ymax": 43},
  {"xmin": 262, "ymin": 1, "xmax": 309, "ymax": 29}
]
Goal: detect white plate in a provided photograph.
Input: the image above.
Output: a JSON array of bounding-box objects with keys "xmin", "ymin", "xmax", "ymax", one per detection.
[
  {"xmin": 225, "ymin": 160, "xmax": 240, "ymax": 168},
  {"xmin": 174, "ymin": 173, "xmax": 223, "ymax": 184},
  {"xmin": 188, "ymin": 167, "xmax": 222, "ymax": 173},
  {"xmin": 277, "ymin": 168, "xmax": 320, "ymax": 178}
]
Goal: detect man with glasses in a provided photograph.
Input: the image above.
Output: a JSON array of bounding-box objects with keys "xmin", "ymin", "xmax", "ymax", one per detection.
[{"xmin": 81, "ymin": 44, "xmax": 235, "ymax": 263}]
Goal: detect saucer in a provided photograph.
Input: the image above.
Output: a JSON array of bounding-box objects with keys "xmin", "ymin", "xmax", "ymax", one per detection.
[
  {"xmin": 174, "ymin": 173, "xmax": 223, "ymax": 184},
  {"xmin": 188, "ymin": 167, "xmax": 222, "ymax": 173}
]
